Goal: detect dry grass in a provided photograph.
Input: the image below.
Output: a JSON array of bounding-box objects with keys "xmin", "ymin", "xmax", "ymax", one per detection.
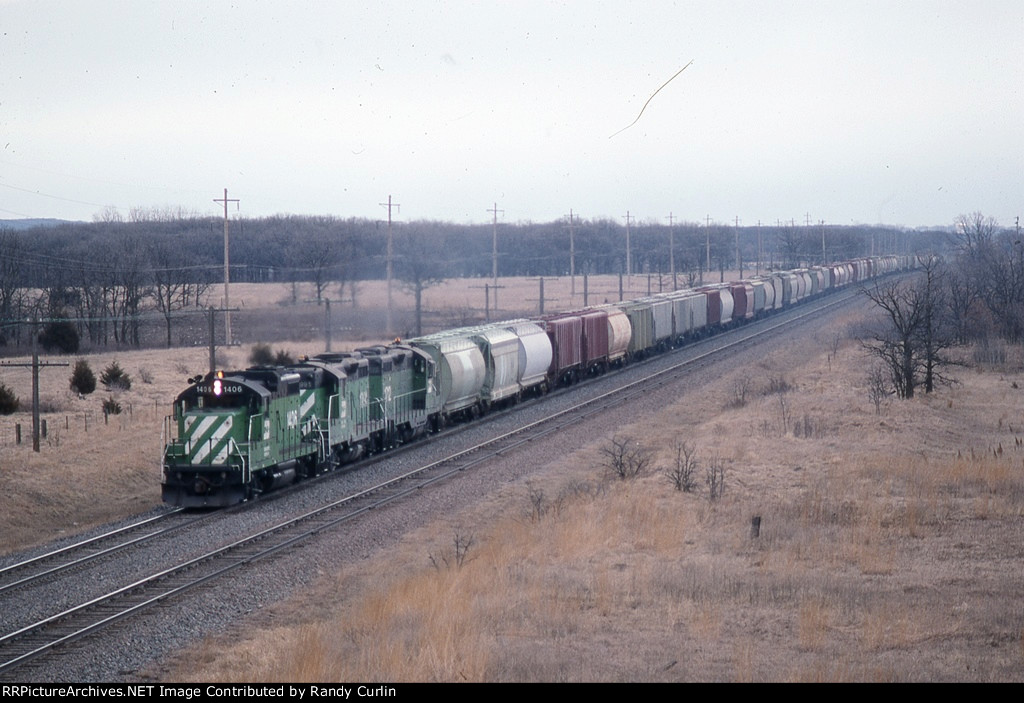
[
  {"xmin": 4, "ymin": 279, "xmax": 1024, "ymax": 681},
  {"xmin": 162, "ymin": 316, "xmax": 1024, "ymax": 682}
]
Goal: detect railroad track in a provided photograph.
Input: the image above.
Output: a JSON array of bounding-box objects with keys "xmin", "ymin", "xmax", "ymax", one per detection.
[
  {"xmin": 0, "ymin": 509, "xmax": 216, "ymax": 599},
  {"xmin": 0, "ymin": 284, "xmax": 870, "ymax": 679}
]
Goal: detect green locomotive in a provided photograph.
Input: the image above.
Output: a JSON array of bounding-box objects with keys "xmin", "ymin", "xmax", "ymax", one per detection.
[{"xmin": 162, "ymin": 346, "xmax": 439, "ymax": 507}]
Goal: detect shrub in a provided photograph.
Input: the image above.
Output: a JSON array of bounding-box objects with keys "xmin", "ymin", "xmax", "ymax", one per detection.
[
  {"xmin": 100, "ymin": 361, "xmax": 132, "ymax": 391},
  {"xmin": 601, "ymin": 436, "xmax": 653, "ymax": 480},
  {"xmin": 70, "ymin": 359, "xmax": 97, "ymax": 395},
  {"xmin": 762, "ymin": 374, "xmax": 794, "ymax": 396},
  {"xmin": 38, "ymin": 395, "xmax": 67, "ymax": 413},
  {"xmin": 39, "ymin": 320, "xmax": 79, "ymax": 354},
  {"xmin": 0, "ymin": 383, "xmax": 18, "ymax": 415},
  {"xmin": 706, "ymin": 456, "xmax": 726, "ymax": 501},
  {"xmin": 665, "ymin": 440, "xmax": 699, "ymax": 492},
  {"xmin": 274, "ymin": 349, "xmax": 295, "ymax": 365},
  {"xmin": 102, "ymin": 396, "xmax": 122, "ymax": 415}
]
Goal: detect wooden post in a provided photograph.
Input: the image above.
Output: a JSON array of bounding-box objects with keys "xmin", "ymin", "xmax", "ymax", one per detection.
[
  {"xmin": 324, "ymin": 298, "xmax": 332, "ymax": 352},
  {"xmin": 32, "ymin": 317, "xmax": 40, "ymax": 452}
]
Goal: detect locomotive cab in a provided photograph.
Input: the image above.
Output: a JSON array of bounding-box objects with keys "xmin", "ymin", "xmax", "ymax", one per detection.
[{"xmin": 162, "ymin": 369, "xmax": 308, "ymax": 507}]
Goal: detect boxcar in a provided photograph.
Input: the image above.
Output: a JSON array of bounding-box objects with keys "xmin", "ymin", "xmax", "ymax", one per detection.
[
  {"xmin": 543, "ymin": 313, "xmax": 584, "ymax": 384},
  {"xmin": 579, "ymin": 309, "xmax": 610, "ymax": 372}
]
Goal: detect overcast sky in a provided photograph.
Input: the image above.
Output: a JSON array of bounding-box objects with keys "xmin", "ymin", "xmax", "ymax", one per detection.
[{"xmin": 1, "ymin": 1, "xmax": 1021, "ymax": 228}]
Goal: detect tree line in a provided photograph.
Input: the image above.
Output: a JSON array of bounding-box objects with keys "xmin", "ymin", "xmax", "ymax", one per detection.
[
  {"xmin": 863, "ymin": 212, "xmax": 1021, "ymax": 400},
  {"xmin": 0, "ymin": 208, "xmax": 946, "ymax": 352}
]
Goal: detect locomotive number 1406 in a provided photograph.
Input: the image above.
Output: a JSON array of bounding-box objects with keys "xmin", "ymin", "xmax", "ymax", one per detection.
[{"xmin": 197, "ymin": 382, "xmax": 244, "ymax": 395}]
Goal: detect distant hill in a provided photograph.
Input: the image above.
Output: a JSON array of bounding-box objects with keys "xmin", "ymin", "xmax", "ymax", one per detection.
[{"xmin": 0, "ymin": 218, "xmax": 76, "ymax": 230}]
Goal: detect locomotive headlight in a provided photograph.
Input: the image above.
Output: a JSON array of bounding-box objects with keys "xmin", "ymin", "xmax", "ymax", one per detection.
[{"xmin": 213, "ymin": 379, "xmax": 222, "ymax": 396}]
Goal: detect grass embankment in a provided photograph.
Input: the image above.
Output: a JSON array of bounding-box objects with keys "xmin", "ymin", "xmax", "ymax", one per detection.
[{"xmin": 170, "ymin": 313, "xmax": 1024, "ymax": 682}]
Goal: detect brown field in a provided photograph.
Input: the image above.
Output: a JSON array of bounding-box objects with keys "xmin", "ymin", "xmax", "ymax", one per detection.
[{"xmin": 3, "ymin": 275, "xmax": 1024, "ymax": 681}]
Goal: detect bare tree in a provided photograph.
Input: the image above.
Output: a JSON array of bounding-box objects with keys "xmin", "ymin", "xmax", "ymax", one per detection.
[
  {"xmin": 915, "ymin": 255, "xmax": 957, "ymax": 393},
  {"xmin": 109, "ymin": 233, "xmax": 149, "ymax": 347},
  {"xmin": 866, "ymin": 364, "xmax": 888, "ymax": 414},
  {"xmin": 149, "ymin": 236, "xmax": 212, "ymax": 347},
  {"xmin": 777, "ymin": 221, "xmax": 808, "ymax": 269},
  {"xmin": 862, "ymin": 260, "xmax": 956, "ymax": 398},
  {"xmin": 602, "ymin": 435, "xmax": 653, "ymax": 480},
  {"xmin": 665, "ymin": 440, "xmax": 699, "ymax": 492},
  {"xmin": 395, "ymin": 226, "xmax": 448, "ymax": 336},
  {"xmin": 862, "ymin": 278, "xmax": 927, "ymax": 398},
  {"xmin": 293, "ymin": 219, "xmax": 340, "ymax": 306},
  {"xmin": 951, "ymin": 212, "xmax": 998, "ymax": 258},
  {"xmin": 977, "ymin": 233, "xmax": 1024, "ymax": 342},
  {"xmin": 945, "ymin": 263, "xmax": 981, "ymax": 343},
  {"xmin": 428, "ymin": 532, "xmax": 474, "ymax": 570},
  {"xmin": 0, "ymin": 230, "xmax": 24, "ymax": 344},
  {"xmin": 706, "ymin": 455, "xmax": 725, "ymax": 501}
]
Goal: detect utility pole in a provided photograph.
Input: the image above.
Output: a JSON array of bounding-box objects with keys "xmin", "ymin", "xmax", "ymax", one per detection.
[
  {"xmin": 380, "ymin": 195, "xmax": 400, "ymax": 336},
  {"xmin": 324, "ymin": 298, "xmax": 332, "ymax": 352},
  {"xmin": 756, "ymin": 220, "xmax": 762, "ymax": 275},
  {"xmin": 488, "ymin": 202, "xmax": 504, "ymax": 313},
  {"xmin": 820, "ymin": 219, "xmax": 826, "ymax": 265},
  {"xmin": 623, "ymin": 210, "xmax": 633, "ymax": 278},
  {"xmin": 565, "ymin": 209, "xmax": 578, "ymax": 297},
  {"xmin": 205, "ymin": 306, "xmax": 240, "ymax": 374},
  {"xmin": 1, "ymin": 318, "xmax": 69, "ymax": 453},
  {"xmin": 666, "ymin": 212, "xmax": 677, "ymax": 290},
  {"xmin": 213, "ymin": 188, "xmax": 240, "ymax": 344},
  {"xmin": 705, "ymin": 214, "xmax": 712, "ymax": 283},
  {"xmin": 734, "ymin": 215, "xmax": 742, "ymax": 278}
]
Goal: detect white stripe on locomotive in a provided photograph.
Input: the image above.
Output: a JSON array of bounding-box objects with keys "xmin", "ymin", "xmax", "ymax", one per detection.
[{"xmin": 190, "ymin": 415, "xmax": 234, "ymax": 465}]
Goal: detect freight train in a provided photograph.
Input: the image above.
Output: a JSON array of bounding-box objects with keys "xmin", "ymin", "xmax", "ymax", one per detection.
[{"xmin": 161, "ymin": 256, "xmax": 910, "ymax": 507}]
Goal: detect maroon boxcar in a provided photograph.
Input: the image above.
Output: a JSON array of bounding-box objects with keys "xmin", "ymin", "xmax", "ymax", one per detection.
[
  {"xmin": 579, "ymin": 309, "xmax": 610, "ymax": 372},
  {"xmin": 542, "ymin": 314, "xmax": 583, "ymax": 384},
  {"xmin": 728, "ymin": 282, "xmax": 755, "ymax": 320},
  {"xmin": 698, "ymin": 288, "xmax": 722, "ymax": 328}
]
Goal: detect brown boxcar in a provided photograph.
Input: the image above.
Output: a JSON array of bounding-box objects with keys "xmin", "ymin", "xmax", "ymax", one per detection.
[
  {"xmin": 543, "ymin": 314, "xmax": 583, "ymax": 384},
  {"xmin": 579, "ymin": 309, "xmax": 610, "ymax": 372}
]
